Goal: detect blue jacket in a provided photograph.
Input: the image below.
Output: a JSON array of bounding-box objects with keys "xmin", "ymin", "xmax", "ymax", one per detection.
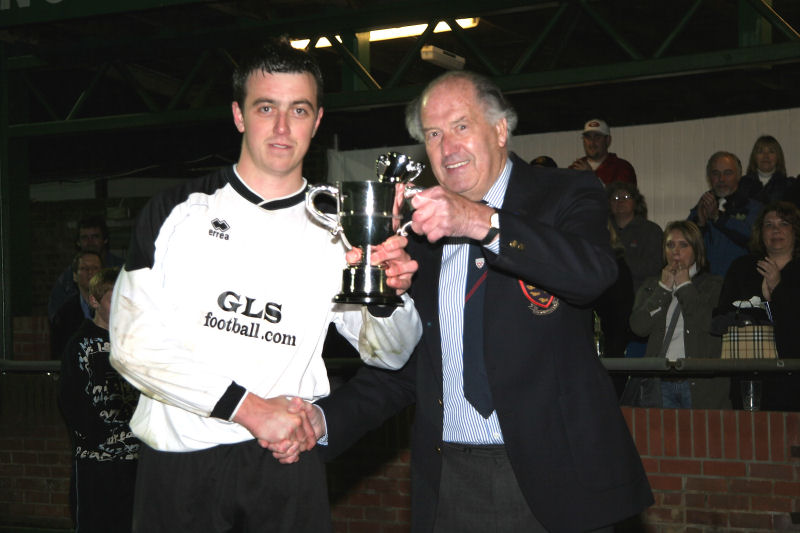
[{"xmin": 688, "ymin": 187, "xmax": 762, "ymax": 277}]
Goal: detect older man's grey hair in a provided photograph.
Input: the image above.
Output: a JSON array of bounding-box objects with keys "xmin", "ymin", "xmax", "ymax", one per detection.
[
  {"xmin": 705, "ymin": 151, "xmax": 742, "ymax": 178},
  {"xmin": 405, "ymin": 71, "xmax": 518, "ymax": 143}
]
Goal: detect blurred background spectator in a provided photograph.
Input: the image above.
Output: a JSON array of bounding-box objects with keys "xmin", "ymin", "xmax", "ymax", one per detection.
[
  {"xmin": 624, "ymin": 221, "xmax": 730, "ymax": 409},
  {"xmin": 48, "ymin": 215, "xmax": 125, "ymax": 322},
  {"xmin": 593, "ymin": 222, "xmax": 634, "ymax": 397},
  {"xmin": 50, "ymin": 251, "xmax": 102, "ymax": 359},
  {"xmin": 530, "ymin": 155, "xmax": 558, "ymax": 168},
  {"xmin": 715, "ymin": 202, "xmax": 800, "ymax": 411},
  {"xmin": 739, "ymin": 135, "xmax": 796, "ymax": 204},
  {"xmin": 688, "ymin": 151, "xmax": 762, "ymax": 277},
  {"xmin": 569, "ymin": 119, "xmax": 637, "ymax": 186}
]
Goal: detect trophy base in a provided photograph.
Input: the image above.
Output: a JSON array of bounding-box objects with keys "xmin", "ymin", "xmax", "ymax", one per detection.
[{"xmin": 333, "ymin": 265, "xmax": 404, "ymax": 307}]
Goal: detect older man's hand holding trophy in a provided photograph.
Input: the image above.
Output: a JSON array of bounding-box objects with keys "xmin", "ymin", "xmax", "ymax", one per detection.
[{"xmin": 306, "ymin": 152, "xmax": 424, "ymax": 306}]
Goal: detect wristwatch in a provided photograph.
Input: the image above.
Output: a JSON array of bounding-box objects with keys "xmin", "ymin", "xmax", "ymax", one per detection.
[{"xmin": 481, "ymin": 210, "xmax": 500, "ymax": 245}]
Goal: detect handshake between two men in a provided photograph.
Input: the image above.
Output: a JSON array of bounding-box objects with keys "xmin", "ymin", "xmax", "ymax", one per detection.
[{"xmin": 236, "ymin": 181, "xmax": 501, "ymax": 463}]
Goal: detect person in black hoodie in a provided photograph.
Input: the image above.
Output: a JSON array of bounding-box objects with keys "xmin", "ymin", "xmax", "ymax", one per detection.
[{"xmin": 59, "ymin": 268, "xmax": 139, "ymax": 533}]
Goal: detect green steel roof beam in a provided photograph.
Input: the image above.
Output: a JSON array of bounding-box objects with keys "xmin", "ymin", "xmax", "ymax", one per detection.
[
  {"xmin": 0, "ymin": 0, "xmax": 216, "ymax": 28},
  {"xmin": 742, "ymin": 0, "xmax": 800, "ymax": 41},
  {"xmin": 498, "ymin": 40, "xmax": 800, "ymax": 93},
  {"xmin": 577, "ymin": 0, "xmax": 644, "ymax": 61},
  {"xmin": 113, "ymin": 61, "xmax": 161, "ymax": 113},
  {"xmin": 167, "ymin": 48, "xmax": 212, "ymax": 111},
  {"xmin": 511, "ymin": 2, "xmax": 569, "ymax": 75},
  {"xmin": 20, "ymin": 71, "xmax": 58, "ymax": 121},
  {"xmin": 327, "ymin": 34, "xmax": 382, "ymax": 91},
  {"xmin": 65, "ymin": 62, "xmax": 112, "ymax": 120},
  {"xmin": 384, "ymin": 22, "xmax": 437, "ymax": 89},
  {"xmin": 341, "ymin": 32, "xmax": 372, "ymax": 92},
  {"xmin": 446, "ymin": 17, "xmax": 500, "ymax": 76},
  {"xmin": 653, "ymin": 0, "xmax": 705, "ymax": 59},
  {"xmin": 13, "ymin": 40, "xmax": 800, "ymax": 138},
  {"xmin": 0, "ymin": 43, "xmax": 11, "ymax": 359}
]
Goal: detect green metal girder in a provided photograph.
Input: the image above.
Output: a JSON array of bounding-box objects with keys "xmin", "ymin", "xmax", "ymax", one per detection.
[
  {"xmin": 0, "ymin": 43, "xmax": 10, "ymax": 358},
  {"xmin": 8, "ymin": 40, "xmax": 800, "ymax": 138},
  {"xmin": 5, "ymin": 0, "xmax": 800, "ymax": 142},
  {"xmin": 0, "ymin": 0, "xmax": 216, "ymax": 28},
  {"xmin": 2, "ymin": 0, "xmax": 543, "ymax": 67}
]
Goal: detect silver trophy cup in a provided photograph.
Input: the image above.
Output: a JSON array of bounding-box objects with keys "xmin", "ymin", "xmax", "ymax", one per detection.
[{"xmin": 306, "ymin": 152, "xmax": 424, "ymax": 306}]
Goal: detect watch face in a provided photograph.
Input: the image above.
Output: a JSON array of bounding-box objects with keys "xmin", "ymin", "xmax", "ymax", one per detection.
[{"xmin": 490, "ymin": 212, "xmax": 500, "ymax": 228}]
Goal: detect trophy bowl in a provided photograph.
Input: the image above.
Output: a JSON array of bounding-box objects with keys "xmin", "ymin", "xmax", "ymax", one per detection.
[{"xmin": 305, "ymin": 152, "xmax": 424, "ymax": 306}]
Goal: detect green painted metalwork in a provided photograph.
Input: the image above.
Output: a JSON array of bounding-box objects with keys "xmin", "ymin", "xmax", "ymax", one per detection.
[
  {"xmin": 578, "ymin": 0, "xmax": 643, "ymax": 60},
  {"xmin": 384, "ymin": 22, "xmax": 437, "ymax": 89},
  {"xmin": 446, "ymin": 17, "xmax": 499, "ymax": 77},
  {"xmin": 654, "ymin": 0, "xmax": 705, "ymax": 59},
  {"xmin": 511, "ymin": 2, "xmax": 570, "ymax": 74},
  {"xmin": 743, "ymin": 0, "xmax": 800, "ymax": 41},
  {"xmin": 0, "ymin": 0, "xmax": 215, "ymax": 28},
  {"xmin": 0, "ymin": 43, "xmax": 10, "ymax": 359}
]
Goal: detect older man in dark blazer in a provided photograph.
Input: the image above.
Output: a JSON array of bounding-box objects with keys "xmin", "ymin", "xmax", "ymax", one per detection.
[{"xmin": 312, "ymin": 71, "xmax": 653, "ymax": 532}]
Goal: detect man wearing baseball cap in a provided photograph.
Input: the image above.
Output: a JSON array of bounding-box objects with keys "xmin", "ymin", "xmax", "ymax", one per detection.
[{"xmin": 569, "ymin": 119, "xmax": 637, "ymax": 186}]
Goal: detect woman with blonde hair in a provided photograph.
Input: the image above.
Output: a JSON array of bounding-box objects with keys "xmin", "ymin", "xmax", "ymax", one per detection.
[
  {"xmin": 740, "ymin": 135, "xmax": 795, "ymax": 204},
  {"xmin": 624, "ymin": 221, "xmax": 730, "ymax": 408}
]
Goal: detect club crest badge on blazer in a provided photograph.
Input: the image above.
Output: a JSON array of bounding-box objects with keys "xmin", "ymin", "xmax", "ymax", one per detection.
[{"xmin": 518, "ymin": 280, "xmax": 559, "ymax": 315}]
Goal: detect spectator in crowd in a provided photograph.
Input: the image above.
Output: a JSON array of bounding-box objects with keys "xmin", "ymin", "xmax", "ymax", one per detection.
[
  {"xmin": 310, "ymin": 70, "xmax": 653, "ymax": 532},
  {"xmin": 607, "ymin": 182, "xmax": 662, "ymax": 358},
  {"xmin": 715, "ymin": 202, "xmax": 800, "ymax": 411},
  {"xmin": 739, "ymin": 135, "xmax": 796, "ymax": 205},
  {"xmin": 593, "ymin": 222, "xmax": 634, "ymax": 397},
  {"xmin": 607, "ymin": 181, "xmax": 663, "ymax": 292},
  {"xmin": 48, "ymin": 215, "xmax": 125, "ymax": 321},
  {"xmin": 625, "ymin": 221, "xmax": 730, "ymax": 409},
  {"xmin": 50, "ymin": 251, "xmax": 102, "ymax": 359},
  {"xmin": 688, "ymin": 151, "xmax": 762, "ymax": 277},
  {"xmin": 59, "ymin": 268, "xmax": 140, "ymax": 533},
  {"xmin": 530, "ymin": 155, "xmax": 558, "ymax": 168},
  {"xmin": 569, "ymin": 119, "xmax": 637, "ymax": 185}
]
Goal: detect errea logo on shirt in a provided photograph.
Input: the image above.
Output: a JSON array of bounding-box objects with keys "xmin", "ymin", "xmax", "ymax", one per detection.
[{"xmin": 209, "ymin": 218, "xmax": 230, "ymax": 240}]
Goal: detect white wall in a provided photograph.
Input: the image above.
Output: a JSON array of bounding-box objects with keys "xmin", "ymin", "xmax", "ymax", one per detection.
[{"xmin": 327, "ymin": 107, "xmax": 800, "ymax": 230}]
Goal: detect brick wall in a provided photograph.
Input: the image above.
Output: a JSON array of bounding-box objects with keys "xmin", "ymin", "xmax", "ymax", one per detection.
[
  {"xmin": 625, "ymin": 407, "xmax": 800, "ymax": 531},
  {"xmin": 0, "ymin": 373, "xmax": 72, "ymax": 530},
  {"xmin": 12, "ymin": 317, "xmax": 50, "ymax": 362},
  {"xmin": 2, "ymin": 371, "xmax": 799, "ymax": 532}
]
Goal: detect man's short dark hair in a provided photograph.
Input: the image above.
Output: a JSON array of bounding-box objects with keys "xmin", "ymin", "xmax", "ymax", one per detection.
[
  {"xmin": 71, "ymin": 250, "xmax": 103, "ymax": 274},
  {"xmin": 76, "ymin": 215, "xmax": 109, "ymax": 245},
  {"xmin": 232, "ymin": 38, "xmax": 324, "ymax": 109}
]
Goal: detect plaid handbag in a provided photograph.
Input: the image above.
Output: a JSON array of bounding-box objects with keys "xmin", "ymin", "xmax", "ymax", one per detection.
[{"xmin": 721, "ymin": 324, "xmax": 777, "ymax": 359}]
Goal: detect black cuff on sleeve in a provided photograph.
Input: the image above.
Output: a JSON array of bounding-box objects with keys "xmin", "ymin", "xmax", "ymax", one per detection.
[{"xmin": 210, "ymin": 381, "xmax": 247, "ymax": 420}]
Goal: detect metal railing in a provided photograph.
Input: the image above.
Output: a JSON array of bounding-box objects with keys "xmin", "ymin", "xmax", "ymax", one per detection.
[{"xmin": 4, "ymin": 357, "xmax": 798, "ymax": 376}]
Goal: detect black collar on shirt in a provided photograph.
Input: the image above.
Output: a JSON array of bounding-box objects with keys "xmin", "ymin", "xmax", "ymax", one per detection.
[{"xmin": 225, "ymin": 167, "xmax": 308, "ymax": 211}]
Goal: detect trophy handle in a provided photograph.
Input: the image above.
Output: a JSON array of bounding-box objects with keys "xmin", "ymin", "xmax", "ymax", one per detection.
[
  {"xmin": 397, "ymin": 185, "xmax": 425, "ymax": 237},
  {"xmin": 405, "ymin": 161, "xmax": 424, "ymax": 182},
  {"xmin": 397, "ymin": 220, "xmax": 413, "ymax": 237},
  {"xmin": 306, "ymin": 184, "xmax": 342, "ymax": 236}
]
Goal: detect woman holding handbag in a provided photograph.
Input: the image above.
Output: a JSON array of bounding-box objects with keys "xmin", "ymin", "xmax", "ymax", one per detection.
[{"xmin": 716, "ymin": 201, "xmax": 800, "ymax": 410}]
